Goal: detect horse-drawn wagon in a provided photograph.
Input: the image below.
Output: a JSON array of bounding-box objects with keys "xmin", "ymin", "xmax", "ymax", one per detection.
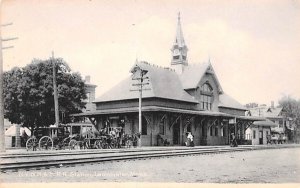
[
  {"xmin": 25, "ymin": 123, "xmax": 139, "ymax": 151},
  {"xmin": 25, "ymin": 123, "xmax": 93, "ymax": 151}
]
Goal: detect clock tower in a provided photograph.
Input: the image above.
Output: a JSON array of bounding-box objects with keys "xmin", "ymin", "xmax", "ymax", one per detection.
[{"xmin": 171, "ymin": 12, "xmax": 188, "ymax": 74}]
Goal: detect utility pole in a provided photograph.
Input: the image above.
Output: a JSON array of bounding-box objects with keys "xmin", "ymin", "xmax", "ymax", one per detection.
[
  {"xmin": 52, "ymin": 52, "xmax": 59, "ymax": 127},
  {"xmin": 130, "ymin": 61, "xmax": 150, "ymax": 147},
  {"xmin": 0, "ymin": 22, "xmax": 18, "ymax": 152}
]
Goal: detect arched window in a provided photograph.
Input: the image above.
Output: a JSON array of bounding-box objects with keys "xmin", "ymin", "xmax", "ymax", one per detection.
[{"xmin": 200, "ymin": 83, "xmax": 213, "ymax": 110}]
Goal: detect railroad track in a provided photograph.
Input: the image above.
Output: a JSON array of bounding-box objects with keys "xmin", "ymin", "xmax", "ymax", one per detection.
[
  {"xmin": 1, "ymin": 144, "xmax": 299, "ymax": 172},
  {"xmin": 0, "ymin": 145, "xmax": 226, "ymax": 158}
]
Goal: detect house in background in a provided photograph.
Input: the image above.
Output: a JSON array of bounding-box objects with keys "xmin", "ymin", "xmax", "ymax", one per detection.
[
  {"xmin": 246, "ymin": 101, "xmax": 292, "ymax": 144},
  {"xmin": 83, "ymin": 75, "xmax": 97, "ymax": 112}
]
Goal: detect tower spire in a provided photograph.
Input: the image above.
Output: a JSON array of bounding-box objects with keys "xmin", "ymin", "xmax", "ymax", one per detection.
[
  {"xmin": 171, "ymin": 12, "xmax": 188, "ymax": 74},
  {"xmin": 175, "ymin": 12, "xmax": 185, "ymax": 47}
]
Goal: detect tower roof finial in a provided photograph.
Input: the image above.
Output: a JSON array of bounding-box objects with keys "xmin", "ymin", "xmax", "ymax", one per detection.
[{"xmin": 174, "ymin": 12, "xmax": 185, "ymax": 47}]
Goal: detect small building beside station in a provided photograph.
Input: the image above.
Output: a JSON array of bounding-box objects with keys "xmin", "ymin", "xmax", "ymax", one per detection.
[
  {"xmin": 245, "ymin": 120, "xmax": 277, "ymax": 145},
  {"xmin": 246, "ymin": 103, "xmax": 293, "ymax": 143},
  {"xmin": 74, "ymin": 14, "xmax": 264, "ymax": 146}
]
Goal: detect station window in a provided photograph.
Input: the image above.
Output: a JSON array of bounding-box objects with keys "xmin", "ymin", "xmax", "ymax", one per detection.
[
  {"xmin": 159, "ymin": 118, "xmax": 165, "ymax": 135},
  {"xmin": 210, "ymin": 126, "xmax": 213, "ymax": 136},
  {"xmin": 187, "ymin": 124, "xmax": 191, "ymax": 133},
  {"xmin": 202, "ymin": 124, "xmax": 206, "ymax": 136},
  {"xmin": 253, "ymin": 130, "xmax": 256, "ymax": 139},
  {"xmin": 200, "ymin": 83, "xmax": 213, "ymax": 110},
  {"xmin": 215, "ymin": 126, "xmax": 218, "ymax": 136}
]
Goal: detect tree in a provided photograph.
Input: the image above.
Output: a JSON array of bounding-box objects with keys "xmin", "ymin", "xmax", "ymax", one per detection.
[
  {"xmin": 278, "ymin": 95, "xmax": 300, "ymax": 142},
  {"xmin": 3, "ymin": 58, "xmax": 87, "ymax": 130}
]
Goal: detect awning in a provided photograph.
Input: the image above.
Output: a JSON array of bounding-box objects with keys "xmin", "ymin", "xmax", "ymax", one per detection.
[
  {"xmin": 253, "ymin": 120, "xmax": 278, "ymax": 127},
  {"xmin": 5, "ymin": 125, "xmax": 31, "ymax": 137},
  {"xmin": 72, "ymin": 106, "xmax": 235, "ymax": 118}
]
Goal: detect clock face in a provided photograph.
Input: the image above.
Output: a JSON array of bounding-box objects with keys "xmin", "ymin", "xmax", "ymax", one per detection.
[{"xmin": 174, "ymin": 49, "xmax": 179, "ymax": 55}]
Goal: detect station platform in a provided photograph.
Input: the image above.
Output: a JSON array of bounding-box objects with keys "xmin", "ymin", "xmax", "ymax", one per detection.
[{"xmin": 1, "ymin": 143, "xmax": 299, "ymax": 155}]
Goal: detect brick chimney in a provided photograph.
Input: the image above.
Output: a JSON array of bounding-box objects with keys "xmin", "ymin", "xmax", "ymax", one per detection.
[{"xmin": 271, "ymin": 101, "xmax": 274, "ymax": 108}]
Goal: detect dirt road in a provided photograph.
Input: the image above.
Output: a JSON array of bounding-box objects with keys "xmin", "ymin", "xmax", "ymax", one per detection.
[{"xmin": 1, "ymin": 147, "xmax": 299, "ymax": 183}]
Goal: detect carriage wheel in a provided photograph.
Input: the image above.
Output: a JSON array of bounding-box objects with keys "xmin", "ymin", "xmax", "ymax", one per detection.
[
  {"xmin": 100, "ymin": 139, "xmax": 108, "ymax": 149},
  {"xmin": 62, "ymin": 137, "xmax": 70, "ymax": 150},
  {"xmin": 39, "ymin": 136, "xmax": 53, "ymax": 150},
  {"xmin": 69, "ymin": 139, "xmax": 78, "ymax": 150},
  {"xmin": 26, "ymin": 137, "xmax": 37, "ymax": 151},
  {"xmin": 93, "ymin": 140, "xmax": 102, "ymax": 149}
]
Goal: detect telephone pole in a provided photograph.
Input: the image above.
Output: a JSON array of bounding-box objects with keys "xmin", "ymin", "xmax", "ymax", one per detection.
[
  {"xmin": 130, "ymin": 61, "xmax": 150, "ymax": 147},
  {"xmin": 51, "ymin": 52, "xmax": 59, "ymax": 127},
  {"xmin": 0, "ymin": 22, "xmax": 18, "ymax": 152}
]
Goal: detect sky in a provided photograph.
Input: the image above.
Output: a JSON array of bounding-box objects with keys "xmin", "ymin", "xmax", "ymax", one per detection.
[{"xmin": 1, "ymin": 0, "xmax": 300, "ymax": 106}]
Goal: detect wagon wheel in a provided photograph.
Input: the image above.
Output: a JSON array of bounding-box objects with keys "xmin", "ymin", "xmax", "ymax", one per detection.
[
  {"xmin": 62, "ymin": 137, "xmax": 70, "ymax": 150},
  {"xmin": 26, "ymin": 137, "xmax": 37, "ymax": 151},
  {"xmin": 93, "ymin": 140, "xmax": 102, "ymax": 149},
  {"xmin": 69, "ymin": 139, "xmax": 79, "ymax": 150},
  {"xmin": 39, "ymin": 136, "xmax": 53, "ymax": 150},
  {"xmin": 101, "ymin": 139, "xmax": 109, "ymax": 149}
]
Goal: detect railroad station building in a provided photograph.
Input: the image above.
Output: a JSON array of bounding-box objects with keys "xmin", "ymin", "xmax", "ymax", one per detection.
[{"xmin": 74, "ymin": 14, "xmax": 264, "ymax": 146}]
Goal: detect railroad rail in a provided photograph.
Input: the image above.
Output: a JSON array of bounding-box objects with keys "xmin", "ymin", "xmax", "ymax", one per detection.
[{"xmin": 1, "ymin": 144, "xmax": 299, "ymax": 172}]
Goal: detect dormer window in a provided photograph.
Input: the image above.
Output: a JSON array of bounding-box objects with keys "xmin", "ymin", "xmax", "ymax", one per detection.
[{"xmin": 200, "ymin": 83, "xmax": 213, "ymax": 110}]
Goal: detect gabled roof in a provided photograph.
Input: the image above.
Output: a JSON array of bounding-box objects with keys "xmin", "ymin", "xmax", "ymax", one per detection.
[
  {"xmin": 248, "ymin": 106, "xmax": 283, "ymax": 118},
  {"xmin": 94, "ymin": 61, "xmax": 198, "ymax": 103},
  {"xmin": 218, "ymin": 93, "xmax": 247, "ymax": 111},
  {"xmin": 179, "ymin": 61, "xmax": 223, "ymax": 93}
]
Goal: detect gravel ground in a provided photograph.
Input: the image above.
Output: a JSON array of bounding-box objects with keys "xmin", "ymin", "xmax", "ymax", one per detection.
[{"xmin": 1, "ymin": 147, "xmax": 300, "ymax": 183}]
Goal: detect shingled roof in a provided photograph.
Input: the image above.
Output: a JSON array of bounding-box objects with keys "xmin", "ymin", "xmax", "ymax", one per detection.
[
  {"xmin": 248, "ymin": 106, "xmax": 283, "ymax": 118},
  {"xmin": 94, "ymin": 61, "xmax": 198, "ymax": 103},
  {"xmin": 218, "ymin": 93, "xmax": 247, "ymax": 110},
  {"xmin": 180, "ymin": 61, "xmax": 223, "ymax": 93}
]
